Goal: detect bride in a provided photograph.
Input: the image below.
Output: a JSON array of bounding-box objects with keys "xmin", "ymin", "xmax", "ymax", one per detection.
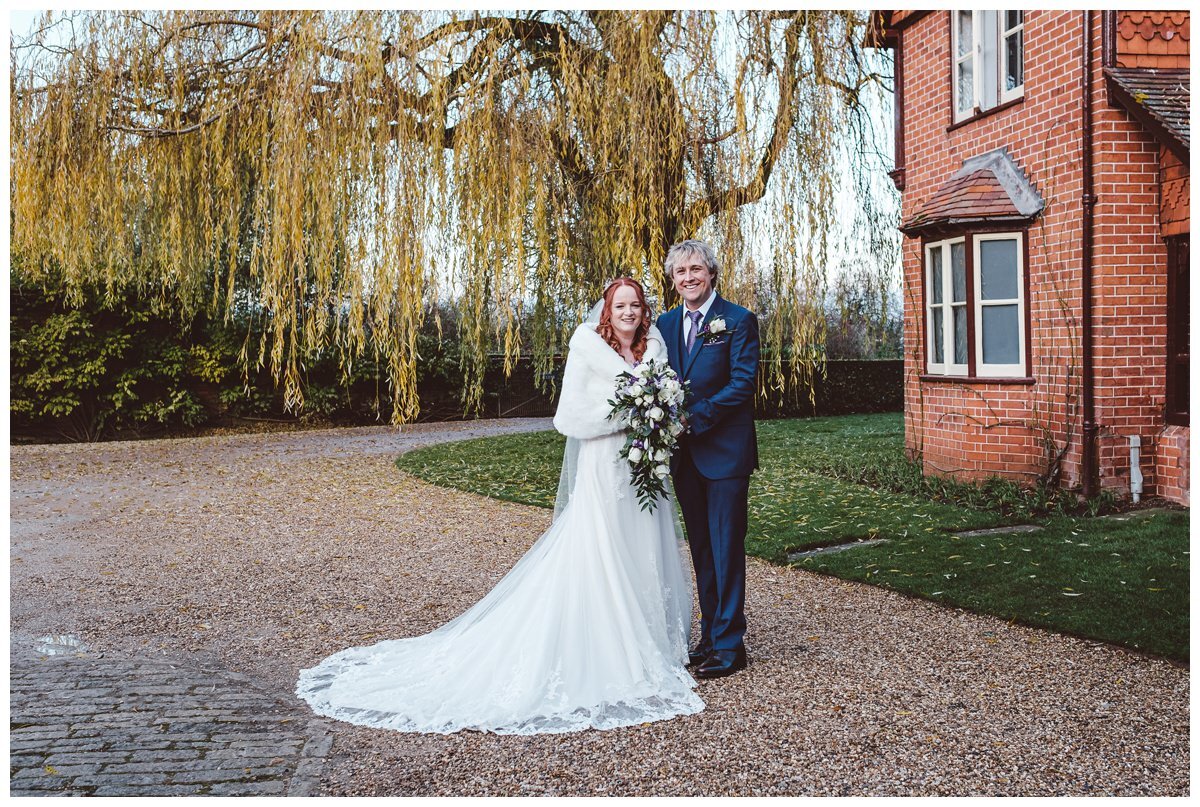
[{"xmin": 296, "ymin": 277, "xmax": 703, "ymax": 734}]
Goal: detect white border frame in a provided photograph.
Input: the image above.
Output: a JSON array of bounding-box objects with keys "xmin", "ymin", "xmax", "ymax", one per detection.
[
  {"xmin": 926, "ymin": 237, "xmax": 969, "ymax": 376},
  {"xmin": 952, "ymin": 10, "xmax": 977, "ymax": 123},
  {"xmin": 953, "ymin": 10, "xmax": 1025, "ymax": 122},
  {"xmin": 1000, "ymin": 10, "xmax": 1026, "ymax": 105},
  {"xmin": 973, "ymin": 232, "xmax": 1026, "ymax": 378}
]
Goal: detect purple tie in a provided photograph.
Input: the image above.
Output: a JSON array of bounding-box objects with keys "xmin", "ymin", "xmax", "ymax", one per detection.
[{"xmin": 686, "ymin": 310, "xmax": 703, "ymax": 353}]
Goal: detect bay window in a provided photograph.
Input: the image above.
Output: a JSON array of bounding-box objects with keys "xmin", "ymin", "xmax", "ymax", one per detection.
[{"xmin": 925, "ymin": 232, "xmax": 1027, "ymax": 378}]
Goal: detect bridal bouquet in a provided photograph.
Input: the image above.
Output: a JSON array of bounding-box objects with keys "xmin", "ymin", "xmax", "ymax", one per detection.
[{"xmin": 608, "ymin": 359, "xmax": 688, "ymax": 511}]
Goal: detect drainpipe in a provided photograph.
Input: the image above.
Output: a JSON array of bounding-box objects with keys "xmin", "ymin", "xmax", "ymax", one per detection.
[{"xmin": 1081, "ymin": 10, "xmax": 1099, "ymax": 499}]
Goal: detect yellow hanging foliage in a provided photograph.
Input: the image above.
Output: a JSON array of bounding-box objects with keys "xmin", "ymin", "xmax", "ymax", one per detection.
[{"xmin": 11, "ymin": 10, "xmax": 894, "ymax": 421}]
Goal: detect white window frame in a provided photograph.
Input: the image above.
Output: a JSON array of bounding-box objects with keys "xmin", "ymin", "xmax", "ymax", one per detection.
[
  {"xmin": 952, "ymin": 10, "xmax": 1026, "ymax": 123},
  {"xmin": 926, "ymin": 237, "xmax": 969, "ymax": 376},
  {"xmin": 952, "ymin": 11, "xmax": 976, "ymax": 122},
  {"xmin": 973, "ymin": 232, "xmax": 1026, "ymax": 378},
  {"xmin": 1000, "ymin": 11, "xmax": 1025, "ymax": 104}
]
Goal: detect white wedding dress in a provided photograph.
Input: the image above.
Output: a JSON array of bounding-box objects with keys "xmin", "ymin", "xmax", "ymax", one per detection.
[{"xmin": 295, "ymin": 322, "xmax": 703, "ymax": 734}]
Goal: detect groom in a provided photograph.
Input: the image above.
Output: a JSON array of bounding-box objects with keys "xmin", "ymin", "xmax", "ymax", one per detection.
[{"xmin": 659, "ymin": 239, "xmax": 759, "ymax": 680}]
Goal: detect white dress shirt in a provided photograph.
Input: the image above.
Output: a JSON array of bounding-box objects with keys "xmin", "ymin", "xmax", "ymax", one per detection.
[{"xmin": 682, "ymin": 289, "xmax": 718, "ymax": 347}]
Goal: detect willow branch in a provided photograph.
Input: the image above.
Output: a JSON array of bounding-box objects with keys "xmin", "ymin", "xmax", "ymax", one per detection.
[{"xmin": 684, "ymin": 18, "xmax": 801, "ymax": 223}]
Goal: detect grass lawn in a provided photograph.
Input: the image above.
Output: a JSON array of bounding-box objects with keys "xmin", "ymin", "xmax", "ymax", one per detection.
[
  {"xmin": 797, "ymin": 510, "xmax": 1189, "ymax": 660},
  {"xmin": 397, "ymin": 413, "xmax": 1190, "ymax": 661}
]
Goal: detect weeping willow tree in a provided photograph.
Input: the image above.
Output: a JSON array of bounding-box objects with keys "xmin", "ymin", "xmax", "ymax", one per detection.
[{"xmin": 11, "ymin": 10, "xmax": 896, "ymax": 421}]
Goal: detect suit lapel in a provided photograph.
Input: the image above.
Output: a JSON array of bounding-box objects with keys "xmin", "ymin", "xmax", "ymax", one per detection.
[{"xmin": 682, "ymin": 295, "xmax": 725, "ymax": 380}]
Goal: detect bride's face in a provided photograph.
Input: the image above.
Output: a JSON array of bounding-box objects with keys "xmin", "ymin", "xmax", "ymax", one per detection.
[{"xmin": 609, "ymin": 285, "xmax": 644, "ymax": 339}]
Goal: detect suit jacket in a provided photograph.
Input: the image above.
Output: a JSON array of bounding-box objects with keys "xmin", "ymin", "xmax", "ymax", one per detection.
[{"xmin": 659, "ymin": 294, "xmax": 759, "ymax": 479}]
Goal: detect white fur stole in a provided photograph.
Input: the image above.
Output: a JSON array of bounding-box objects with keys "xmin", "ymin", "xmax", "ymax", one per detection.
[{"xmin": 552, "ymin": 323, "xmax": 667, "ymax": 440}]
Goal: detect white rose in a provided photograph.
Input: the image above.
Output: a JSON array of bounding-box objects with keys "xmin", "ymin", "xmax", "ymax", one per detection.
[
  {"xmin": 708, "ymin": 318, "xmax": 726, "ymax": 334},
  {"xmin": 630, "ymin": 384, "xmax": 644, "ymax": 397},
  {"xmin": 654, "ymin": 464, "xmax": 670, "ymax": 478},
  {"xmin": 655, "ymin": 448, "xmax": 668, "ymax": 461},
  {"xmin": 648, "ymin": 406, "xmax": 664, "ymax": 422},
  {"xmin": 628, "ymin": 447, "xmax": 644, "ymax": 463},
  {"xmin": 636, "ymin": 362, "xmax": 653, "ymax": 377}
]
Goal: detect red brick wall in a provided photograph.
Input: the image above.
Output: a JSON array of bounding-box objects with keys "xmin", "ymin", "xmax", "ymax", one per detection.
[
  {"xmin": 897, "ymin": 10, "xmax": 1189, "ymax": 504},
  {"xmin": 1091, "ymin": 10, "xmax": 1184, "ymax": 501},
  {"xmin": 1156, "ymin": 425, "xmax": 1190, "ymax": 505}
]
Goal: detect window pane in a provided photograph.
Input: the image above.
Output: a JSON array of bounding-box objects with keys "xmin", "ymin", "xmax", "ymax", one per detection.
[
  {"xmin": 982, "ymin": 304, "xmax": 1020, "ymax": 365},
  {"xmin": 953, "ymin": 305, "xmax": 968, "ymax": 364},
  {"xmin": 957, "ymin": 61, "xmax": 974, "ymax": 114},
  {"xmin": 980, "ymin": 239, "xmax": 1019, "ymax": 300},
  {"xmin": 979, "ymin": 11, "xmax": 999, "ymax": 109},
  {"xmin": 951, "ymin": 242, "xmax": 967, "ymax": 302},
  {"xmin": 1006, "ymin": 30, "xmax": 1024, "ymax": 91},
  {"xmin": 930, "ymin": 248, "xmax": 943, "ymax": 304},
  {"xmin": 957, "ymin": 11, "xmax": 973, "ymax": 57},
  {"xmin": 1005, "ymin": 10, "xmax": 1023, "ymax": 31},
  {"xmin": 932, "ymin": 308, "xmax": 944, "ymax": 364}
]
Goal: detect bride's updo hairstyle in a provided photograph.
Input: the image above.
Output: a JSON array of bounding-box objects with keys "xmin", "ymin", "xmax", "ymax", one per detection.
[{"xmin": 597, "ymin": 277, "xmax": 652, "ymax": 362}]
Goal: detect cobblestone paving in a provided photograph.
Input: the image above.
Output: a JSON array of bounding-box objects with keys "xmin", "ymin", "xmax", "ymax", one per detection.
[
  {"xmin": 9, "ymin": 639, "xmax": 331, "ymax": 797},
  {"xmin": 9, "ymin": 419, "xmax": 553, "ymax": 797}
]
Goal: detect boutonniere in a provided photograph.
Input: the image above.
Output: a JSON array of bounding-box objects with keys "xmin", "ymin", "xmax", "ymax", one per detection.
[{"xmin": 698, "ymin": 317, "xmax": 730, "ymax": 341}]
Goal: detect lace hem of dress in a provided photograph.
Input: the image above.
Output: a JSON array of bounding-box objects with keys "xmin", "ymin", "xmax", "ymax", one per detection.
[{"xmin": 295, "ymin": 664, "xmax": 704, "ymax": 736}]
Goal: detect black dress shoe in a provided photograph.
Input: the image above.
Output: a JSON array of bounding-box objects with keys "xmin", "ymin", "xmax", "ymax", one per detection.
[
  {"xmin": 687, "ymin": 646, "xmax": 713, "ymax": 667},
  {"xmin": 695, "ymin": 647, "xmax": 747, "ymax": 679}
]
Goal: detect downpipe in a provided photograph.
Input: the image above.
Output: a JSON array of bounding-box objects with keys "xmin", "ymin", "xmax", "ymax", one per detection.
[{"xmin": 1080, "ymin": 10, "xmax": 1099, "ymax": 499}]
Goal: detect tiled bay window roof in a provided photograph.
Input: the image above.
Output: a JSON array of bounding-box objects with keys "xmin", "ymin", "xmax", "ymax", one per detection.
[{"xmin": 900, "ymin": 148, "xmax": 1044, "ymax": 236}]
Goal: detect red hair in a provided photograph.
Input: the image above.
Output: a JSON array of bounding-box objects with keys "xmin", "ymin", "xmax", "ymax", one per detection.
[{"xmin": 597, "ymin": 278, "xmax": 651, "ymax": 361}]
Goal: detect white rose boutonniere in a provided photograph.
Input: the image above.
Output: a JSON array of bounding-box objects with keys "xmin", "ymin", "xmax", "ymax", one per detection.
[{"xmin": 697, "ymin": 317, "xmax": 731, "ymax": 342}]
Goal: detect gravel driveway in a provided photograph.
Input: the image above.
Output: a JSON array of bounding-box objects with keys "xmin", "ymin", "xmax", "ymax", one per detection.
[{"xmin": 10, "ymin": 420, "xmax": 1189, "ymax": 796}]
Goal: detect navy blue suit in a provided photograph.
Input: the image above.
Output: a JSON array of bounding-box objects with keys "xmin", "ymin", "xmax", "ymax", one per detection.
[{"xmin": 659, "ymin": 295, "xmax": 759, "ymax": 654}]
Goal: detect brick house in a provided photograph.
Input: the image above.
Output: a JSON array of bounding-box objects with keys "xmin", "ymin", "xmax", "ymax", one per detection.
[{"xmin": 868, "ymin": 11, "xmax": 1189, "ymax": 504}]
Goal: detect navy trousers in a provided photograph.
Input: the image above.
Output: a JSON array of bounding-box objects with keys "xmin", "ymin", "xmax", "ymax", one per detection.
[{"xmin": 673, "ymin": 445, "xmax": 749, "ymax": 653}]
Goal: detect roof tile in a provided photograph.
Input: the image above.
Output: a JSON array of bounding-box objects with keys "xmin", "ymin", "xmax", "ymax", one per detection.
[
  {"xmin": 901, "ymin": 149, "xmax": 1044, "ymax": 235},
  {"xmin": 1105, "ymin": 67, "xmax": 1189, "ymax": 153}
]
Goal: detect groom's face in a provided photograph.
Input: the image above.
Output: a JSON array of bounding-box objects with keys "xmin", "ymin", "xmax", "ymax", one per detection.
[{"xmin": 672, "ymin": 255, "xmax": 714, "ymax": 310}]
